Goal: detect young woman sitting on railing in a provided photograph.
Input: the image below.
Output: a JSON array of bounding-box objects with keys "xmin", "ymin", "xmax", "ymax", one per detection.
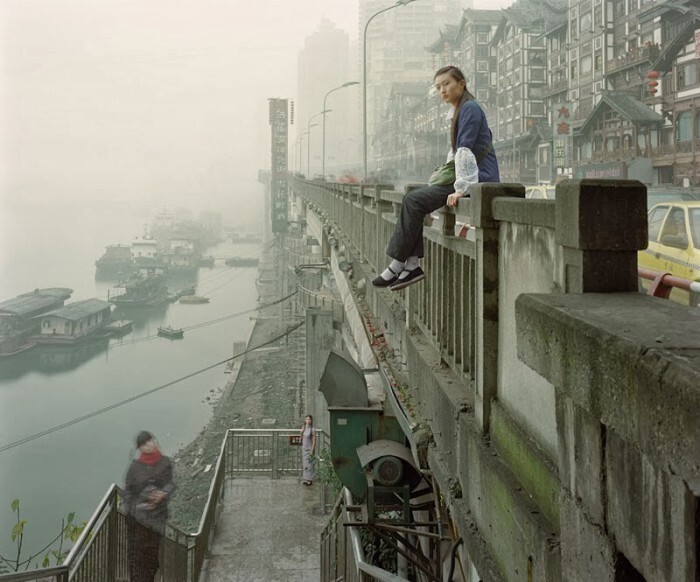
[{"xmin": 372, "ymin": 65, "xmax": 500, "ymax": 291}]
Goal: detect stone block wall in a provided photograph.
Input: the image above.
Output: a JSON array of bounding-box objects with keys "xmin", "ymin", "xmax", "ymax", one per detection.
[{"xmin": 292, "ymin": 177, "xmax": 697, "ymax": 581}]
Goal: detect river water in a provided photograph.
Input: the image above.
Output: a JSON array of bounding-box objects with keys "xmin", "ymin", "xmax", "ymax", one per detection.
[{"xmin": 0, "ymin": 200, "xmax": 261, "ymax": 560}]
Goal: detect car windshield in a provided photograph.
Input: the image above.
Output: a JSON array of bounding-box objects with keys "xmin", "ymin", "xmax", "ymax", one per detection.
[
  {"xmin": 689, "ymin": 208, "xmax": 700, "ymax": 249},
  {"xmin": 646, "ymin": 190, "xmax": 695, "ymax": 210}
]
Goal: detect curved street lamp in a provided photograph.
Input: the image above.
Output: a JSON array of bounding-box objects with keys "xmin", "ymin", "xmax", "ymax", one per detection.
[
  {"xmin": 363, "ymin": 0, "xmax": 417, "ymax": 181},
  {"xmin": 307, "ymin": 110, "xmax": 331, "ymax": 178},
  {"xmin": 299, "ymin": 127, "xmax": 315, "ymax": 174},
  {"xmin": 323, "ymin": 81, "xmax": 359, "ymax": 179}
]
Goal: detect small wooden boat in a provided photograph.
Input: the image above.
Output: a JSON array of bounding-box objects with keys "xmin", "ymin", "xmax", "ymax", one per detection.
[
  {"xmin": 157, "ymin": 326, "xmax": 184, "ymax": 339},
  {"xmin": 104, "ymin": 320, "xmax": 133, "ymax": 335},
  {"xmin": 179, "ymin": 295, "xmax": 210, "ymax": 304}
]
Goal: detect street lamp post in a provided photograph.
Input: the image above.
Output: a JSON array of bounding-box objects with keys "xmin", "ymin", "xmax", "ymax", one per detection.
[
  {"xmin": 307, "ymin": 111, "xmax": 330, "ymax": 178},
  {"xmin": 363, "ymin": 0, "xmax": 416, "ymax": 182},
  {"xmin": 300, "ymin": 128, "xmax": 314, "ymax": 175},
  {"xmin": 323, "ymin": 81, "xmax": 359, "ymax": 179}
]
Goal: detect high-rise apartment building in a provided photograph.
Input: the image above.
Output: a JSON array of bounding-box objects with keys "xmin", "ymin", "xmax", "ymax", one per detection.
[
  {"xmin": 360, "ymin": 0, "xmax": 465, "ymax": 173},
  {"xmin": 296, "ymin": 19, "xmax": 356, "ymax": 178}
]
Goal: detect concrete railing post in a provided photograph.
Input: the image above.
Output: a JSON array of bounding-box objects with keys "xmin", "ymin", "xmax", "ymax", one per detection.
[
  {"xmin": 555, "ymin": 179, "xmax": 647, "ymax": 293},
  {"xmin": 472, "ymin": 183, "xmax": 525, "ymax": 433},
  {"xmin": 551, "ymin": 179, "xmax": 648, "ymax": 581},
  {"xmin": 374, "ymin": 185, "xmax": 391, "ymax": 275},
  {"xmin": 358, "ymin": 185, "xmax": 366, "ymax": 262}
]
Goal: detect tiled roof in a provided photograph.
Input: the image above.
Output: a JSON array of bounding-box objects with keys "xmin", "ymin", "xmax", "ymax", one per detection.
[
  {"xmin": 0, "ymin": 288, "xmax": 73, "ymax": 316},
  {"xmin": 39, "ymin": 299, "xmax": 111, "ymax": 322},
  {"xmin": 499, "ymin": 0, "xmax": 567, "ymax": 36},
  {"xmin": 579, "ymin": 93, "xmax": 664, "ymax": 134}
]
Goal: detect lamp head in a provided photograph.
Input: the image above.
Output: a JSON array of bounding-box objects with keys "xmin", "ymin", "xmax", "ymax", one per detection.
[
  {"xmin": 396, "ymin": 0, "xmax": 416, "ymax": 5},
  {"xmin": 343, "ymin": 81, "xmax": 360, "ymax": 88}
]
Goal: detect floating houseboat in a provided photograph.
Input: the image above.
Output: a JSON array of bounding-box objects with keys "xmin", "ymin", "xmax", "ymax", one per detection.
[
  {"xmin": 0, "ymin": 288, "xmax": 73, "ymax": 356},
  {"xmin": 32, "ymin": 299, "xmax": 113, "ymax": 344}
]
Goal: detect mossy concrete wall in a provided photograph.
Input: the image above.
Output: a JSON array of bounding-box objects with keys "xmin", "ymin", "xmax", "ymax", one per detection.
[
  {"xmin": 293, "ymin": 178, "xmax": 696, "ymax": 581},
  {"xmin": 517, "ymin": 292, "xmax": 699, "ymax": 581}
]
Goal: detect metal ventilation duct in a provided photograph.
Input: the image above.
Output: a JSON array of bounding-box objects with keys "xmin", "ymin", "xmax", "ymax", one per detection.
[{"xmin": 319, "ymin": 348, "xmax": 368, "ymax": 408}]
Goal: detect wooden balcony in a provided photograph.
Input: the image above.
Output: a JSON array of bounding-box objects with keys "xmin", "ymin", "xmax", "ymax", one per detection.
[
  {"xmin": 606, "ymin": 45, "xmax": 660, "ymax": 74},
  {"xmin": 544, "ymin": 78, "xmax": 568, "ymax": 95}
]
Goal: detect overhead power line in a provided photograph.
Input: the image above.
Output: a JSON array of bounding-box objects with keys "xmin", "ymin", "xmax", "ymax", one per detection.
[{"xmin": 0, "ymin": 320, "xmax": 304, "ymax": 454}]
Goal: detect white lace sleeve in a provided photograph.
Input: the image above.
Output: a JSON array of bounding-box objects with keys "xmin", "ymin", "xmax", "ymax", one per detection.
[{"xmin": 453, "ymin": 146, "xmax": 479, "ymax": 194}]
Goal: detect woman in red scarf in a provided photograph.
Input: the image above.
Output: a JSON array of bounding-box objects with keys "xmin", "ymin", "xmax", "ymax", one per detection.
[{"xmin": 123, "ymin": 431, "xmax": 176, "ymax": 582}]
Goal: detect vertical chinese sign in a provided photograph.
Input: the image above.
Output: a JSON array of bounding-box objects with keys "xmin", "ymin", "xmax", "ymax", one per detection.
[
  {"xmin": 552, "ymin": 103, "xmax": 572, "ymax": 177},
  {"xmin": 269, "ymin": 98, "xmax": 289, "ymax": 234}
]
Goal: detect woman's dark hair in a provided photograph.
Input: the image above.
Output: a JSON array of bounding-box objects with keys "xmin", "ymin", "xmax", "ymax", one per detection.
[
  {"xmin": 136, "ymin": 430, "xmax": 154, "ymax": 448},
  {"xmin": 434, "ymin": 65, "xmax": 475, "ymax": 152}
]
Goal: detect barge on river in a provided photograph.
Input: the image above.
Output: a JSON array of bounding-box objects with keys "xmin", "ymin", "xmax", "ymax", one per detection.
[
  {"xmin": 157, "ymin": 326, "xmax": 184, "ymax": 339},
  {"xmin": 108, "ymin": 263, "xmax": 169, "ymax": 307}
]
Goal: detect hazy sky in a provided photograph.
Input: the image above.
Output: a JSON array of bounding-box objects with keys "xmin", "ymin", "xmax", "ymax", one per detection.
[{"xmin": 1, "ymin": 0, "xmax": 512, "ymax": 218}]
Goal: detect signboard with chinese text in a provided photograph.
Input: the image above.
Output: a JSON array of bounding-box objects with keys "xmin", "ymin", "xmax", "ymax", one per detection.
[
  {"xmin": 552, "ymin": 103, "xmax": 573, "ymax": 171},
  {"xmin": 575, "ymin": 162, "xmax": 627, "ymax": 180},
  {"xmin": 268, "ymin": 98, "xmax": 289, "ymax": 234},
  {"xmin": 695, "ymin": 29, "xmax": 700, "ymax": 59}
]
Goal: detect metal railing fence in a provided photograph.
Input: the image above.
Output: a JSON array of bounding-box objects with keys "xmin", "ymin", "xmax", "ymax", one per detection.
[
  {"xmin": 298, "ymin": 282, "xmax": 345, "ymax": 322},
  {"xmin": 0, "ymin": 485, "xmax": 190, "ymax": 582},
  {"xmin": 0, "ymin": 428, "xmax": 329, "ymax": 582},
  {"xmin": 320, "ymin": 488, "xmax": 407, "ymax": 582}
]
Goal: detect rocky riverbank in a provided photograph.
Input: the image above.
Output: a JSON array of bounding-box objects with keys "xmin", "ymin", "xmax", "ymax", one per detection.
[{"xmin": 167, "ymin": 247, "xmax": 304, "ymax": 532}]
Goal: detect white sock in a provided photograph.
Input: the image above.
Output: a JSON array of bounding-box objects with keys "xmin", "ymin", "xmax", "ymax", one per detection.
[
  {"xmin": 380, "ymin": 259, "xmax": 405, "ymax": 281},
  {"xmin": 405, "ymin": 256, "xmax": 419, "ymax": 271}
]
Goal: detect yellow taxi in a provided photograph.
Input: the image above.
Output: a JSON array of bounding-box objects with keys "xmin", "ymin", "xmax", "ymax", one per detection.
[
  {"xmin": 524, "ymin": 185, "xmax": 556, "ymax": 199},
  {"xmin": 638, "ymin": 201, "xmax": 700, "ymax": 282}
]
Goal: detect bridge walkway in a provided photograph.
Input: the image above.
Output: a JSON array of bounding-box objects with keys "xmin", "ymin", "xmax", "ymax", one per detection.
[{"xmin": 200, "ymin": 477, "xmax": 327, "ymax": 582}]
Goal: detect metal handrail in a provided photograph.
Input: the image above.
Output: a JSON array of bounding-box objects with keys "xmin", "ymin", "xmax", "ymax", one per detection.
[
  {"xmin": 320, "ymin": 488, "xmax": 409, "ymax": 582},
  {"xmin": 64, "ymin": 484, "xmax": 118, "ymax": 565},
  {"xmin": 639, "ymin": 267, "xmax": 700, "ymax": 305},
  {"xmin": 0, "ymin": 428, "xmax": 329, "ymax": 582},
  {"xmin": 0, "ymin": 569, "xmax": 68, "ymax": 582}
]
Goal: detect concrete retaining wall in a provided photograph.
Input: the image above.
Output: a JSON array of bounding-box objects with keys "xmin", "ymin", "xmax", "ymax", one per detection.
[{"xmin": 292, "ymin": 177, "xmax": 697, "ymax": 581}]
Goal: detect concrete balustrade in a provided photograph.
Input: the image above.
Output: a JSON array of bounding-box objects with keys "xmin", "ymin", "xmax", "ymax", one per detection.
[{"xmin": 290, "ymin": 176, "xmax": 698, "ymax": 582}]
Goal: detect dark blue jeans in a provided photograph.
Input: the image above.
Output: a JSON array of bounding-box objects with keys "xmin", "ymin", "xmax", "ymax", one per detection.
[{"xmin": 386, "ymin": 183, "xmax": 454, "ymax": 261}]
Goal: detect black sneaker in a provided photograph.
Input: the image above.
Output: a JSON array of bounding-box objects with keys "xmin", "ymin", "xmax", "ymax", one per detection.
[
  {"xmin": 371, "ymin": 267, "xmax": 400, "ymax": 288},
  {"xmin": 390, "ymin": 267, "xmax": 425, "ymax": 291}
]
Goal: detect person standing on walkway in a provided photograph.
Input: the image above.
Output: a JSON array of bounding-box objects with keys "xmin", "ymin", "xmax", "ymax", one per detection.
[
  {"xmin": 372, "ymin": 65, "xmax": 500, "ymax": 291},
  {"xmin": 123, "ymin": 431, "xmax": 176, "ymax": 582},
  {"xmin": 300, "ymin": 415, "xmax": 316, "ymax": 486}
]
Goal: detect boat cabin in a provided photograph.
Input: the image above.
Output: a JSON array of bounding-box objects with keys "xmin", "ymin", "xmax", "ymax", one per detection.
[{"xmin": 36, "ymin": 299, "xmax": 112, "ymax": 341}]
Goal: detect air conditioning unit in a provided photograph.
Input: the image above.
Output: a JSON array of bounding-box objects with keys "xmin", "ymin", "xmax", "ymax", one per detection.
[
  {"xmin": 595, "ymin": 36, "xmax": 602, "ymax": 50},
  {"xmin": 570, "ymin": 89, "xmax": 579, "ymax": 100},
  {"xmin": 594, "ymin": 81, "xmax": 603, "ymax": 93}
]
